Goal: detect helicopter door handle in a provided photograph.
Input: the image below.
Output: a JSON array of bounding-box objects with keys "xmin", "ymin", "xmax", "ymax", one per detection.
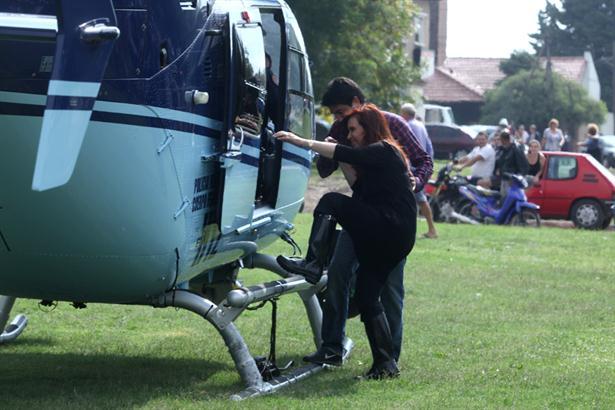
[
  {"xmin": 227, "ymin": 127, "xmax": 244, "ymax": 152},
  {"xmin": 79, "ymin": 18, "xmax": 120, "ymax": 43}
]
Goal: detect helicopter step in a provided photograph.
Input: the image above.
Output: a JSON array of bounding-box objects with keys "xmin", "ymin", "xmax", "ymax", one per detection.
[
  {"xmin": 153, "ymin": 253, "xmax": 354, "ymax": 400},
  {"xmin": 0, "ymin": 295, "xmax": 28, "ymax": 344}
]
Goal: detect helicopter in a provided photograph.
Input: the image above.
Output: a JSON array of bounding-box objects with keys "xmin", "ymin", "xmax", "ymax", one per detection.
[{"xmin": 0, "ymin": 0, "xmax": 352, "ymax": 400}]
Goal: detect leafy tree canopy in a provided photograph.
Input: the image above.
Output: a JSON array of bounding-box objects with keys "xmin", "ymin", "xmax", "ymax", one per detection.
[
  {"xmin": 531, "ymin": 0, "xmax": 615, "ymax": 110},
  {"xmin": 286, "ymin": 0, "xmax": 420, "ymax": 109},
  {"xmin": 481, "ymin": 69, "xmax": 606, "ymax": 137},
  {"xmin": 499, "ymin": 51, "xmax": 539, "ymax": 77}
]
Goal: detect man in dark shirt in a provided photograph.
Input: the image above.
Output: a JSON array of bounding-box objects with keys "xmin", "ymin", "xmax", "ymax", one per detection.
[
  {"xmin": 303, "ymin": 77, "xmax": 432, "ymax": 365},
  {"xmin": 489, "ymin": 129, "xmax": 529, "ymax": 194}
]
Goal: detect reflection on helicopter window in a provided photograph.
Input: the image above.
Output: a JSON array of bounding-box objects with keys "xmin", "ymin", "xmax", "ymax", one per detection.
[
  {"xmin": 235, "ymin": 84, "xmax": 264, "ymax": 135},
  {"xmin": 235, "ymin": 25, "xmax": 267, "ymax": 135},
  {"xmin": 287, "ymin": 47, "xmax": 313, "ymax": 139},
  {"xmin": 288, "ymin": 94, "xmax": 312, "ymax": 139}
]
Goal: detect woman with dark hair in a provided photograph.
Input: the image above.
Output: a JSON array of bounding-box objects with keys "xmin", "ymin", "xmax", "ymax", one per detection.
[{"xmin": 274, "ymin": 104, "xmax": 416, "ymax": 379}]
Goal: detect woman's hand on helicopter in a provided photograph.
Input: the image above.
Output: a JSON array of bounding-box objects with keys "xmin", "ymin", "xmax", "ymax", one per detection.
[{"xmin": 273, "ymin": 131, "xmax": 337, "ymax": 159}]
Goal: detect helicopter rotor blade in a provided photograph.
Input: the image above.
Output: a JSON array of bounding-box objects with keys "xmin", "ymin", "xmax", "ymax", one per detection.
[{"xmin": 32, "ymin": 0, "xmax": 120, "ymax": 191}]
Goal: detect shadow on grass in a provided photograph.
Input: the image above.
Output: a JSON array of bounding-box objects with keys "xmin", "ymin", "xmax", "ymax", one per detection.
[
  {"xmin": 0, "ymin": 351, "xmax": 365, "ymax": 405},
  {"xmin": 0, "ymin": 352, "xmax": 234, "ymax": 405},
  {"xmin": 4, "ymin": 336, "xmax": 55, "ymax": 347}
]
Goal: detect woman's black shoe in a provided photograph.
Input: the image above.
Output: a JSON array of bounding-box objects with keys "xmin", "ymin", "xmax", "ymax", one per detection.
[
  {"xmin": 276, "ymin": 255, "xmax": 323, "ymax": 284},
  {"xmin": 303, "ymin": 347, "xmax": 343, "ymax": 366}
]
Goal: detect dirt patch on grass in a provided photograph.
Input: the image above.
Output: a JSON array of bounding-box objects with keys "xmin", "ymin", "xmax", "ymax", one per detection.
[{"xmin": 303, "ymin": 171, "xmax": 351, "ymax": 213}]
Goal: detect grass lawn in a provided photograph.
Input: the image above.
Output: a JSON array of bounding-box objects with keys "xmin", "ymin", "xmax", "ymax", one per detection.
[{"xmin": 1, "ymin": 216, "xmax": 614, "ymax": 409}]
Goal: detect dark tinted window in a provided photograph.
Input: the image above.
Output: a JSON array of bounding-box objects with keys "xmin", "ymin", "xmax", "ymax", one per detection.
[{"xmin": 288, "ymin": 49, "xmax": 303, "ymax": 91}]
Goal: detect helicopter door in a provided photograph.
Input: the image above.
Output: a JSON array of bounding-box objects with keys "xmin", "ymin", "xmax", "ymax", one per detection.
[
  {"xmin": 218, "ymin": 23, "xmax": 267, "ymax": 234},
  {"xmin": 275, "ymin": 13, "xmax": 314, "ymax": 211}
]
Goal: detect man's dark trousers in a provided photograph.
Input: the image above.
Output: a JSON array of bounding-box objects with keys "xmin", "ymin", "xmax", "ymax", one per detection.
[{"xmin": 321, "ymin": 230, "xmax": 405, "ymax": 360}]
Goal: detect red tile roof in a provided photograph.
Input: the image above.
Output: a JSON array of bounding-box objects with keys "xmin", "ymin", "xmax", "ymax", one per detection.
[
  {"xmin": 545, "ymin": 57, "xmax": 586, "ymax": 82},
  {"xmin": 422, "ymin": 67, "xmax": 483, "ymax": 103},
  {"xmin": 423, "ymin": 56, "xmax": 587, "ymax": 103}
]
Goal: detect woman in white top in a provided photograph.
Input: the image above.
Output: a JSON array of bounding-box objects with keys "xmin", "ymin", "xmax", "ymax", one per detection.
[{"xmin": 542, "ymin": 118, "xmax": 564, "ymax": 151}]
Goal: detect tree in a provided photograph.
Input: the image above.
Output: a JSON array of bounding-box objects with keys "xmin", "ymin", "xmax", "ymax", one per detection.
[
  {"xmin": 481, "ymin": 70, "xmax": 606, "ymax": 142},
  {"xmin": 499, "ymin": 51, "xmax": 539, "ymax": 77},
  {"xmin": 286, "ymin": 0, "xmax": 420, "ymax": 109},
  {"xmin": 531, "ymin": 0, "xmax": 615, "ymax": 110}
]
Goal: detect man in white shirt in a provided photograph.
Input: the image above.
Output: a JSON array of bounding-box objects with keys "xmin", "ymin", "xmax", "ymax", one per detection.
[{"xmin": 455, "ymin": 131, "xmax": 496, "ymax": 185}]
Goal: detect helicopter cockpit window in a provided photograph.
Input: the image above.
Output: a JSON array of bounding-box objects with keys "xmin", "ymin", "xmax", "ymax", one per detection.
[
  {"xmin": 285, "ymin": 17, "xmax": 313, "ymax": 139},
  {"xmin": 287, "ymin": 47, "xmax": 313, "ymax": 140},
  {"xmin": 234, "ymin": 25, "xmax": 267, "ymax": 135}
]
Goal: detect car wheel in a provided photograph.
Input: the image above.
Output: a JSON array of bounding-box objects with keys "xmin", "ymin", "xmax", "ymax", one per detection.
[
  {"xmin": 510, "ymin": 209, "xmax": 541, "ymax": 228},
  {"xmin": 571, "ymin": 199, "xmax": 604, "ymax": 229}
]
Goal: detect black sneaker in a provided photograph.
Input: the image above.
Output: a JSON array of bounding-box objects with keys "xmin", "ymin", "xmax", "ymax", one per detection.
[
  {"xmin": 303, "ymin": 348, "xmax": 343, "ymax": 366},
  {"xmin": 276, "ymin": 255, "xmax": 322, "ymax": 284}
]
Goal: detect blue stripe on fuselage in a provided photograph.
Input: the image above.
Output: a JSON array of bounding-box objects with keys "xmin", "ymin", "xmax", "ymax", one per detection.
[
  {"xmin": 282, "ymin": 150, "xmax": 312, "ymax": 169},
  {"xmin": 0, "ymin": 92, "xmax": 312, "ymax": 170}
]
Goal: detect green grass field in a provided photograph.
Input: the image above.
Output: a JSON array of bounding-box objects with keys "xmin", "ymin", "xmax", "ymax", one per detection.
[{"xmin": 2, "ymin": 216, "xmax": 614, "ymax": 409}]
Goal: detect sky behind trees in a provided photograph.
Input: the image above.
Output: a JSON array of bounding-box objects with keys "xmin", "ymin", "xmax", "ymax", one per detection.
[{"xmin": 447, "ymin": 0, "xmax": 561, "ymax": 58}]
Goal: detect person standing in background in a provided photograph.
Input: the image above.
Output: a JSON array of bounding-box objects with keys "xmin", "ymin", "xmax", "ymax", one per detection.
[
  {"xmin": 528, "ymin": 124, "xmax": 541, "ymax": 143},
  {"xmin": 542, "ymin": 119, "xmax": 565, "ymax": 151},
  {"xmin": 578, "ymin": 123, "xmax": 602, "ymax": 163},
  {"xmin": 400, "ymin": 103, "xmax": 438, "ymax": 239}
]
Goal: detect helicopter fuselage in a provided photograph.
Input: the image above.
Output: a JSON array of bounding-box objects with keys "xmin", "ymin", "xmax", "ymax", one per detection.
[{"xmin": 0, "ymin": 0, "xmax": 315, "ymax": 303}]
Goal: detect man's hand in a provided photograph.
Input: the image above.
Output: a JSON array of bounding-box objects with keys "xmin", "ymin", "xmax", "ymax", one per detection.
[{"xmin": 325, "ymin": 136, "xmax": 338, "ymax": 143}]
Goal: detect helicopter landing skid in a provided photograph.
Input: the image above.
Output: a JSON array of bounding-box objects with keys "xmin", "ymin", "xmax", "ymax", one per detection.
[
  {"xmin": 153, "ymin": 253, "xmax": 354, "ymax": 400},
  {"xmin": 0, "ymin": 295, "xmax": 28, "ymax": 344}
]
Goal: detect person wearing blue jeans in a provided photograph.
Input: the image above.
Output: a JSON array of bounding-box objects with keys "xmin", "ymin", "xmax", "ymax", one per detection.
[
  {"xmin": 322, "ymin": 230, "xmax": 405, "ymax": 361},
  {"xmin": 276, "ymin": 104, "xmax": 417, "ymax": 378},
  {"xmin": 281, "ymin": 78, "xmax": 431, "ymax": 367}
]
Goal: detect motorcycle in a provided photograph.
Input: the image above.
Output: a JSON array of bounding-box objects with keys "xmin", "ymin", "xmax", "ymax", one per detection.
[
  {"xmin": 425, "ymin": 162, "xmax": 470, "ymax": 222},
  {"xmin": 453, "ymin": 173, "xmax": 541, "ymax": 227}
]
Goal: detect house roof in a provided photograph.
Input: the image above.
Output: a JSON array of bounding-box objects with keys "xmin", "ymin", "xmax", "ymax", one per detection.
[
  {"xmin": 545, "ymin": 56, "xmax": 586, "ymax": 82},
  {"xmin": 422, "ymin": 67, "xmax": 484, "ymax": 103},
  {"xmin": 423, "ymin": 56, "xmax": 588, "ymax": 103}
]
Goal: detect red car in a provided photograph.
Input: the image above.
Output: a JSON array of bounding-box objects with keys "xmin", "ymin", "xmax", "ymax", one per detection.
[{"xmin": 526, "ymin": 152, "xmax": 615, "ymax": 229}]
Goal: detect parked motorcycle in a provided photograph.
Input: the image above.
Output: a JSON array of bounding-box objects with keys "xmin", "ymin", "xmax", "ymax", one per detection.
[
  {"xmin": 454, "ymin": 173, "xmax": 541, "ymax": 227},
  {"xmin": 425, "ymin": 163, "xmax": 469, "ymax": 222}
]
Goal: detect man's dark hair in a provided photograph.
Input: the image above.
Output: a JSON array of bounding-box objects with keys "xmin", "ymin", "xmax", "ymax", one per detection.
[
  {"xmin": 500, "ymin": 129, "xmax": 511, "ymax": 140},
  {"xmin": 321, "ymin": 77, "xmax": 365, "ymax": 107}
]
